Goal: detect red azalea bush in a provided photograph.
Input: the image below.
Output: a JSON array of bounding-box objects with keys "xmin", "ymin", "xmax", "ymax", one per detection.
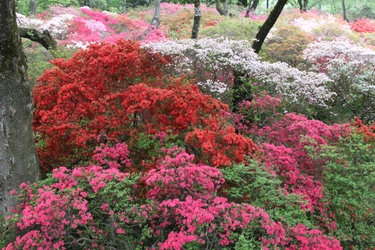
[
  {"xmin": 350, "ymin": 18, "xmax": 375, "ymax": 33},
  {"xmin": 33, "ymin": 40, "xmax": 170, "ymax": 171},
  {"xmin": 34, "ymin": 39, "xmax": 256, "ymax": 173}
]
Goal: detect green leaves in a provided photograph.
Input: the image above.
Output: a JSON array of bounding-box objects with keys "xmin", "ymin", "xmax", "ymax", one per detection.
[
  {"xmin": 317, "ymin": 132, "xmax": 375, "ymax": 248},
  {"xmin": 221, "ymin": 160, "xmax": 313, "ymax": 228}
]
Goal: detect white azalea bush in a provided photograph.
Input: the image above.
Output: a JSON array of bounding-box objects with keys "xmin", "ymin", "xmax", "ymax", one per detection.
[
  {"xmin": 143, "ymin": 37, "xmax": 335, "ymax": 111},
  {"xmin": 304, "ymin": 39, "xmax": 375, "ymax": 123}
]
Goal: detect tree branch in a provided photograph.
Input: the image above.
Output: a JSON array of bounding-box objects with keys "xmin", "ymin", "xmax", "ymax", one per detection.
[{"xmin": 18, "ymin": 27, "xmax": 57, "ymax": 50}]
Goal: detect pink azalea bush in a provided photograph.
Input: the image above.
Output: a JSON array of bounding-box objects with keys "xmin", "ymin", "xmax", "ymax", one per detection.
[{"xmin": 2, "ymin": 147, "xmax": 343, "ymax": 249}]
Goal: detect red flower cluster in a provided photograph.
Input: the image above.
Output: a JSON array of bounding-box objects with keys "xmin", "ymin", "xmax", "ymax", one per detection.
[{"xmin": 33, "ymin": 39, "xmax": 256, "ymax": 173}]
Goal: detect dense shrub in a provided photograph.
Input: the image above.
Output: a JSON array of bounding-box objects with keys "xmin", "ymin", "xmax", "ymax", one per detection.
[
  {"xmin": 350, "ymin": 18, "xmax": 375, "ymax": 33},
  {"xmin": 200, "ymin": 18, "xmax": 262, "ymax": 41},
  {"xmin": 314, "ymin": 124, "xmax": 375, "ymax": 249},
  {"xmin": 263, "ymin": 25, "xmax": 313, "ymax": 67},
  {"xmin": 2, "ymin": 149, "xmax": 342, "ymax": 249},
  {"xmin": 34, "ymin": 39, "xmax": 256, "ymax": 173},
  {"xmin": 304, "ymin": 40, "xmax": 375, "ymax": 123},
  {"xmin": 145, "ymin": 37, "xmax": 335, "ymax": 113}
]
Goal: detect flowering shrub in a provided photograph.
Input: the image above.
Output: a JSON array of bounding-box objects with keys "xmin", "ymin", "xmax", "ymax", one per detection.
[
  {"xmin": 2, "ymin": 148, "xmax": 344, "ymax": 249},
  {"xmin": 4, "ymin": 165, "xmax": 144, "ymax": 249},
  {"xmin": 34, "ymin": 39, "xmax": 255, "ymax": 172},
  {"xmin": 304, "ymin": 39, "xmax": 375, "ymax": 123},
  {"xmin": 199, "ymin": 18, "xmax": 262, "ymax": 42},
  {"xmin": 263, "ymin": 25, "xmax": 313, "ymax": 67},
  {"xmin": 185, "ymin": 126, "xmax": 257, "ymax": 167},
  {"xmin": 350, "ymin": 18, "xmax": 375, "ymax": 33},
  {"xmin": 227, "ymin": 92, "xmax": 283, "ymax": 137},
  {"xmin": 18, "ymin": 6, "xmax": 168, "ymax": 48},
  {"xmin": 255, "ymin": 114, "xmax": 349, "ymax": 220},
  {"xmin": 3, "ymin": 148, "xmax": 344, "ymax": 249},
  {"xmin": 144, "ymin": 37, "xmax": 335, "ymax": 110},
  {"xmin": 33, "ymin": 40, "xmax": 170, "ymax": 171}
]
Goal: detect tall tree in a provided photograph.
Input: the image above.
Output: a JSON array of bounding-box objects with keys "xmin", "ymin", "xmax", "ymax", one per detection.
[
  {"xmin": 245, "ymin": 0, "xmax": 260, "ymax": 17},
  {"xmin": 0, "ymin": 0, "xmax": 40, "ymax": 216},
  {"xmin": 151, "ymin": 0, "xmax": 161, "ymax": 27},
  {"xmin": 233, "ymin": 0, "xmax": 288, "ymax": 112},
  {"xmin": 342, "ymin": 0, "xmax": 349, "ymax": 22},
  {"xmin": 298, "ymin": 0, "xmax": 308, "ymax": 12},
  {"xmin": 215, "ymin": 0, "xmax": 229, "ymax": 16},
  {"xmin": 191, "ymin": 0, "xmax": 201, "ymax": 39},
  {"xmin": 29, "ymin": 0, "xmax": 37, "ymax": 14},
  {"xmin": 252, "ymin": 0, "xmax": 288, "ymax": 54}
]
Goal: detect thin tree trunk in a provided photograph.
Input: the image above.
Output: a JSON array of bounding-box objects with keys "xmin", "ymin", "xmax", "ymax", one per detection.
[
  {"xmin": 252, "ymin": 0, "xmax": 288, "ymax": 54},
  {"xmin": 191, "ymin": 0, "xmax": 201, "ymax": 39},
  {"xmin": 29, "ymin": 0, "xmax": 37, "ymax": 15},
  {"xmin": 233, "ymin": 0, "xmax": 288, "ymax": 114},
  {"xmin": 298, "ymin": 0, "xmax": 308, "ymax": 12},
  {"xmin": 215, "ymin": 0, "xmax": 228, "ymax": 15},
  {"xmin": 342, "ymin": 0, "xmax": 349, "ymax": 22},
  {"xmin": 223, "ymin": 0, "xmax": 228, "ymax": 15},
  {"xmin": 245, "ymin": 0, "xmax": 259, "ymax": 17},
  {"xmin": 151, "ymin": 0, "xmax": 161, "ymax": 27},
  {"xmin": 122, "ymin": 0, "xmax": 126, "ymax": 13},
  {"xmin": 0, "ymin": 0, "xmax": 40, "ymax": 216}
]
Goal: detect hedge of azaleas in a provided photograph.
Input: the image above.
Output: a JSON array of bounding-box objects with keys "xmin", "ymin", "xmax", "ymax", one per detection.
[{"xmin": 3, "ymin": 5, "xmax": 375, "ymax": 249}]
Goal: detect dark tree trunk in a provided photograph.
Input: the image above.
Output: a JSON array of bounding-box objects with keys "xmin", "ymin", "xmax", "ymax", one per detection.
[
  {"xmin": 252, "ymin": 0, "xmax": 288, "ymax": 54},
  {"xmin": 298, "ymin": 0, "xmax": 308, "ymax": 12},
  {"xmin": 233, "ymin": 0, "xmax": 287, "ymax": 114},
  {"xmin": 250, "ymin": 0, "xmax": 259, "ymax": 10},
  {"xmin": 29, "ymin": 0, "xmax": 37, "ymax": 15},
  {"xmin": 122, "ymin": 0, "xmax": 126, "ymax": 13},
  {"xmin": 245, "ymin": 0, "xmax": 259, "ymax": 17},
  {"xmin": 191, "ymin": 0, "xmax": 201, "ymax": 39},
  {"xmin": 215, "ymin": 0, "xmax": 228, "ymax": 16},
  {"xmin": 0, "ymin": 0, "xmax": 40, "ymax": 216},
  {"xmin": 151, "ymin": 0, "xmax": 161, "ymax": 27},
  {"xmin": 238, "ymin": 0, "xmax": 247, "ymax": 7},
  {"xmin": 342, "ymin": 0, "xmax": 349, "ymax": 22},
  {"xmin": 84, "ymin": 0, "xmax": 93, "ymax": 7}
]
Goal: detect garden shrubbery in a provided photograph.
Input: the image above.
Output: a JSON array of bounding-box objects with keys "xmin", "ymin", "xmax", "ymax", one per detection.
[{"xmin": 2, "ymin": 4, "xmax": 375, "ymax": 249}]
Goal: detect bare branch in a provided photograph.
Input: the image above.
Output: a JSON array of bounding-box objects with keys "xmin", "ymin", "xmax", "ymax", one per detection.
[{"xmin": 19, "ymin": 27, "xmax": 57, "ymax": 50}]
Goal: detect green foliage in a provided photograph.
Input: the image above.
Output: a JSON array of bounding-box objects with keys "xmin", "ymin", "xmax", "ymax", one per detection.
[
  {"xmin": 130, "ymin": 132, "xmax": 185, "ymax": 165},
  {"xmin": 220, "ymin": 160, "xmax": 314, "ymax": 228},
  {"xmin": 316, "ymin": 132, "xmax": 375, "ymax": 249},
  {"xmin": 262, "ymin": 25, "xmax": 313, "ymax": 68},
  {"xmin": 23, "ymin": 40, "xmax": 77, "ymax": 88},
  {"xmin": 200, "ymin": 18, "xmax": 262, "ymax": 41},
  {"xmin": 162, "ymin": 8, "xmax": 194, "ymax": 39},
  {"xmin": 362, "ymin": 32, "xmax": 375, "ymax": 48},
  {"xmin": 311, "ymin": 21, "xmax": 361, "ymax": 43},
  {"xmin": 0, "ymin": 216, "xmax": 16, "ymax": 249}
]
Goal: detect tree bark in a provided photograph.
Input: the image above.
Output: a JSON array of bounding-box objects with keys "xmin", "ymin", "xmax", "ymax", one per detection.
[
  {"xmin": 151, "ymin": 0, "xmax": 161, "ymax": 27},
  {"xmin": 0, "ymin": 0, "xmax": 40, "ymax": 216},
  {"xmin": 233, "ymin": 0, "xmax": 287, "ymax": 114},
  {"xmin": 252, "ymin": 0, "xmax": 288, "ymax": 54},
  {"xmin": 19, "ymin": 28, "xmax": 57, "ymax": 50},
  {"xmin": 342, "ymin": 0, "xmax": 349, "ymax": 22},
  {"xmin": 29, "ymin": 0, "xmax": 37, "ymax": 15},
  {"xmin": 122, "ymin": 0, "xmax": 127, "ymax": 13},
  {"xmin": 245, "ymin": 0, "xmax": 259, "ymax": 17},
  {"xmin": 298, "ymin": 0, "xmax": 308, "ymax": 12},
  {"xmin": 191, "ymin": 0, "xmax": 201, "ymax": 39}
]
